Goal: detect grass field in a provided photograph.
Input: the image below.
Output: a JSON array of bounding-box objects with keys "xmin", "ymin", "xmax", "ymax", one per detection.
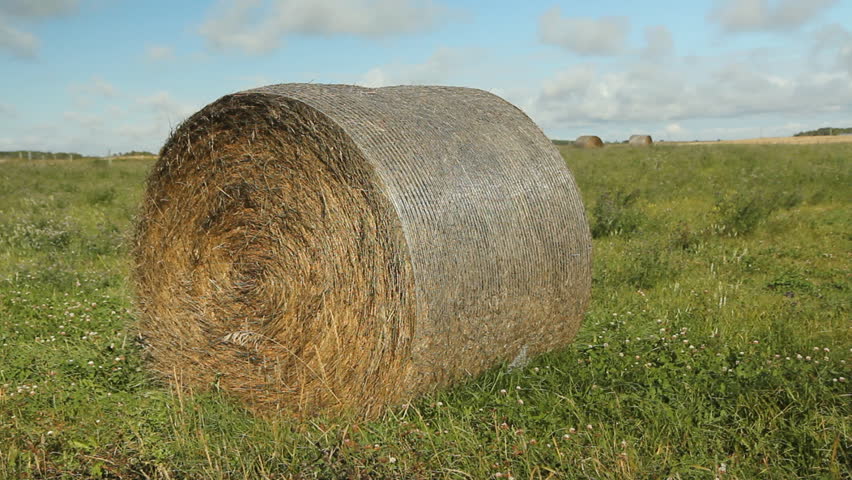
[
  {"xmin": 0, "ymin": 144, "xmax": 849, "ymax": 479},
  {"xmin": 677, "ymin": 135, "xmax": 852, "ymax": 146}
]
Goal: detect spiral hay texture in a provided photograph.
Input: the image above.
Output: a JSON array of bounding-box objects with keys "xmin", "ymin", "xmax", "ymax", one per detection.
[
  {"xmin": 133, "ymin": 84, "xmax": 592, "ymax": 416},
  {"xmin": 574, "ymin": 135, "xmax": 604, "ymax": 148},
  {"xmin": 629, "ymin": 135, "xmax": 653, "ymax": 146}
]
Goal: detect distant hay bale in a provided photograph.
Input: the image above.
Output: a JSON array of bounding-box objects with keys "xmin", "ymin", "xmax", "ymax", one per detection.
[
  {"xmin": 629, "ymin": 135, "xmax": 653, "ymax": 146},
  {"xmin": 574, "ymin": 135, "xmax": 604, "ymax": 148},
  {"xmin": 133, "ymin": 84, "xmax": 592, "ymax": 417}
]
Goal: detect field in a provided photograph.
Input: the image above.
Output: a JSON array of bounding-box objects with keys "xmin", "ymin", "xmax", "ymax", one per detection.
[
  {"xmin": 677, "ymin": 135, "xmax": 852, "ymax": 145},
  {"xmin": 0, "ymin": 144, "xmax": 850, "ymax": 479}
]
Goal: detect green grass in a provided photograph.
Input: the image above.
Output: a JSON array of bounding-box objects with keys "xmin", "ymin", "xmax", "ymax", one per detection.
[{"xmin": 1, "ymin": 145, "xmax": 850, "ymax": 479}]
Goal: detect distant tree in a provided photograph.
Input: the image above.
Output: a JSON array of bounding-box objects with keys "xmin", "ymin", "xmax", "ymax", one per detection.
[
  {"xmin": 116, "ymin": 150, "xmax": 156, "ymax": 157},
  {"xmin": 794, "ymin": 127, "xmax": 852, "ymax": 137}
]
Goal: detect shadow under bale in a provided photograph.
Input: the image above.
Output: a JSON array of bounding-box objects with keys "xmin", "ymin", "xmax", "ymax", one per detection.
[{"xmin": 133, "ymin": 84, "xmax": 592, "ymax": 417}]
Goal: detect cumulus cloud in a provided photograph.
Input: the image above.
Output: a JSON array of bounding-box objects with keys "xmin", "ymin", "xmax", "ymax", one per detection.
[
  {"xmin": 0, "ymin": 0, "xmax": 78, "ymax": 58},
  {"xmin": 90, "ymin": 77, "xmax": 117, "ymax": 97},
  {"xmin": 70, "ymin": 77, "xmax": 118, "ymax": 107},
  {"xmin": 538, "ymin": 7, "xmax": 628, "ymax": 56},
  {"xmin": 0, "ymin": 0, "xmax": 78, "ymax": 18},
  {"xmin": 530, "ymin": 59, "xmax": 852, "ymax": 137},
  {"xmin": 664, "ymin": 123, "xmax": 684, "ymax": 135},
  {"xmin": 145, "ymin": 45, "xmax": 175, "ymax": 62},
  {"xmin": 6, "ymin": 90, "xmax": 200, "ymax": 155},
  {"xmin": 137, "ymin": 91, "xmax": 197, "ymax": 124},
  {"xmin": 0, "ymin": 17, "xmax": 37, "ymax": 58},
  {"xmin": 812, "ymin": 24, "xmax": 852, "ymax": 74},
  {"xmin": 199, "ymin": 0, "xmax": 455, "ymax": 54},
  {"xmin": 641, "ymin": 25, "xmax": 673, "ymax": 60},
  {"xmin": 0, "ymin": 102, "xmax": 16, "ymax": 117},
  {"xmin": 709, "ymin": 0, "xmax": 838, "ymax": 33},
  {"xmin": 62, "ymin": 110, "xmax": 104, "ymax": 128},
  {"xmin": 358, "ymin": 47, "xmax": 482, "ymax": 87}
]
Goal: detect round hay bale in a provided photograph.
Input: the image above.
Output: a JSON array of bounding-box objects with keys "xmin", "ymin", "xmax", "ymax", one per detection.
[
  {"xmin": 133, "ymin": 84, "xmax": 592, "ymax": 416},
  {"xmin": 574, "ymin": 135, "xmax": 604, "ymax": 148},
  {"xmin": 629, "ymin": 134, "xmax": 653, "ymax": 146}
]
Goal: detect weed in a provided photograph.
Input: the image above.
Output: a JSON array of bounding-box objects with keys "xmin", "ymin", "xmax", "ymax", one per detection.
[{"xmin": 590, "ymin": 189, "xmax": 644, "ymax": 238}]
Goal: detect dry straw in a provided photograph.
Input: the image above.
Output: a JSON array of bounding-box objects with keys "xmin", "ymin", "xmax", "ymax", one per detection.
[
  {"xmin": 574, "ymin": 135, "xmax": 604, "ymax": 148},
  {"xmin": 133, "ymin": 84, "xmax": 592, "ymax": 417},
  {"xmin": 629, "ymin": 134, "xmax": 653, "ymax": 146}
]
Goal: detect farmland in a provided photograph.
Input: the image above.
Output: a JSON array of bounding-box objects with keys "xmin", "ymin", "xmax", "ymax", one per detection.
[
  {"xmin": 0, "ymin": 144, "xmax": 850, "ymax": 479},
  {"xmin": 677, "ymin": 135, "xmax": 852, "ymax": 146}
]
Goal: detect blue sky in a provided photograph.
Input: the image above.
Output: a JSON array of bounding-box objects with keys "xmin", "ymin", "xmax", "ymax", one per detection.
[{"xmin": 1, "ymin": 0, "xmax": 851, "ymax": 155}]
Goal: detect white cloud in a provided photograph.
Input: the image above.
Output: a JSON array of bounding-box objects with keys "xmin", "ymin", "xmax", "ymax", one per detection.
[
  {"xmin": 199, "ymin": 0, "xmax": 455, "ymax": 54},
  {"xmin": 538, "ymin": 7, "xmax": 628, "ymax": 56},
  {"xmin": 4, "ymin": 90, "xmax": 201, "ymax": 155},
  {"xmin": 0, "ymin": 0, "xmax": 78, "ymax": 58},
  {"xmin": 136, "ymin": 91, "xmax": 198, "ymax": 125},
  {"xmin": 0, "ymin": 17, "xmax": 37, "ymax": 58},
  {"xmin": 360, "ymin": 68, "xmax": 388, "ymax": 88},
  {"xmin": 91, "ymin": 77, "xmax": 117, "ymax": 97},
  {"xmin": 709, "ymin": 0, "xmax": 838, "ymax": 33},
  {"xmin": 62, "ymin": 111, "xmax": 104, "ymax": 128},
  {"xmin": 529, "ymin": 57, "xmax": 852, "ymax": 141},
  {"xmin": 664, "ymin": 123, "xmax": 684, "ymax": 135},
  {"xmin": 0, "ymin": 0, "xmax": 78, "ymax": 18},
  {"xmin": 812, "ymin": 24, "xmax": 852, "ymax": 74},
  {"xmin": 69, "ymin": 76, "xmax": 118, "ymax": 107},
  {"xmin": 641, "ymin": 25, "xmax": 673, "ymax": 60},
  {"xmin": 358, "ymin": 47, "xmax": 483, "ymax": 87},
  {"xmin": 145, "ymin": 45, "xmax": 175, "ymax": 62},
  {"xmin": 0, "ymin": 102, "xmax": 17, "ymax": 117}
]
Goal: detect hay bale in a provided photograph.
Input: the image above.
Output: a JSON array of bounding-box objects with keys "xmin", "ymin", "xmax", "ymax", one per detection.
[
  {"xmin": 574, "ymin": 135, "xmax": 604, "ymax": 148},
  {"xmin": 133, "ymin": 84, "xmax": 592, "ymax": 416},
  {"xmin": 629, "ymin": 134, "xmax": 653, "ymax": 146}
]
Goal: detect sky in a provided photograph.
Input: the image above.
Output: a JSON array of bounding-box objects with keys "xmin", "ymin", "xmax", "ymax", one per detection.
[{"xmin": 1, "ymin": 0, "xmax": 851, "ymax": 155}]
